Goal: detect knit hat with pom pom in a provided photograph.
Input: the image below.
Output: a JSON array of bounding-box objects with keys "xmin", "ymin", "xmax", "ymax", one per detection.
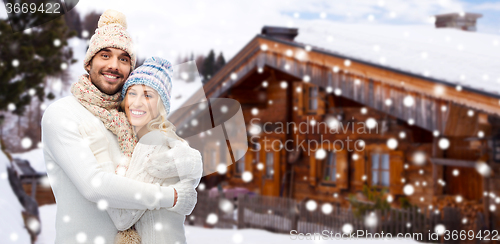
[
  {"xmin": 83, "ymin": 9, "xmax": 136, "ymax": 71},
  {"xmin": 121, "ymin": 57, "xmax": 173, "ymax": 115}
]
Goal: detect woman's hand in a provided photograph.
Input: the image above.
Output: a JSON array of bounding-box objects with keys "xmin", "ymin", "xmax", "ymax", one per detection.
[{"xmin": 79, "ymin": 121, "xmax": 112, "ymax": 163}]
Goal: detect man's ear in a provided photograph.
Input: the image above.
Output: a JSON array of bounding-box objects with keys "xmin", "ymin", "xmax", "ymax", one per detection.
[{"xmin": 85, "ymin": 64, "xmax": 91, "ymax": 73}]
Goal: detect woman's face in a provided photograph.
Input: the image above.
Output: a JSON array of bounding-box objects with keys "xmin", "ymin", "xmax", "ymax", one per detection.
[{"xmin": 124, "ymin": 84, "xmax": 160, "ymax": 132}]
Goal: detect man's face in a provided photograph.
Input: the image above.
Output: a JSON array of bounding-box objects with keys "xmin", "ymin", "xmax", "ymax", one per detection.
[{"xmin": 86, "ymin": 48, "xmax": 132, "ymax": 95}]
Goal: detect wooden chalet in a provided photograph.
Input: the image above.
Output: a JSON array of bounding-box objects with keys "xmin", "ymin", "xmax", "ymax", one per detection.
[
  {"xmin": 170, "ymin": 24, "xmax": 500, "ymax": 230},
  {"xmin": 11, "ymin": 157, "xmax": 55, "ymax": 206}
]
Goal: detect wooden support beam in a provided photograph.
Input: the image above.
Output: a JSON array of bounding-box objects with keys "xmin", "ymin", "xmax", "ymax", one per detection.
[{"xmin": 429, "ymin": 158, "xmax": 476, "ymax": 168}]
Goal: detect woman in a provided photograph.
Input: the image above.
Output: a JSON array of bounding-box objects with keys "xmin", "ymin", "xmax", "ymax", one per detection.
[{"xmin": 75, "ymin": 57, "xmax": 202, "ymax": 244}]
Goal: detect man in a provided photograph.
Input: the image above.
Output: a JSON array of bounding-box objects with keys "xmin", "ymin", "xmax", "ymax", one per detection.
[{"xmin": 41, "ymin": 10, "xmax": 182, "ymax": 243}]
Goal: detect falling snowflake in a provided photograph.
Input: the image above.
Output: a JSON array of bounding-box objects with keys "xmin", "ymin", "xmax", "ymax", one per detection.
[
  {"xmin": 248, "ymin": 124, "xmax": 261, "ymax": 135},
  {"xmin": 63, "ymin": 215, "xmax": 71, "ymax": 223},
  {"xmin": 366, "ymin": 118, "xmax": 377, "ymax": 129},
  {"xmin": 10, "ymin": 233, "xmax": 18, "ymax": 241},
  {"xmin": 257, "ymin": 163, "xmax": 264, "ymax": 170},
  {"xmin": 27, "ymin": 217, "xmax": 40, "ymax": 233},
  {"xmin": 190, "ymin": 119, "xmax": 198, "ymax": 127},
  {"xmin": 81, "ymin": 30, "xmax": 89, "ymax": 38},
  {"xmin": 286, "ymin": 49, "xmax": 293, "ymax": 57},
  {"xmin": 206, "ymin": 213, "xmax": 218, "ymax": 225},
  {"xmin": 220, "ymin": 105, "xmax": 228, "ymax": 113},
  {"xmin": 321, "ymin": 203, "xmax": 333, "ymax": 214},
  {"xmin": 280, "ymin": 81, "xmax": 288, "ymax": 89},
  {"xmin": 217, "ymin": 164, "xmax": 227, "ymax": 174},
  {"xmin": 260, "ymin": 44, "xmax": 268, "ymax": 51},
  {"xmin": 452, "ymin": 169, "xmax": 459, "ymax": 176},
  {"xmin": 94, "ymin": 236, "xmax": 105, "ymax": 244},
  {"xmin": 344, "ymin": 59, "xmax": 351, "ymax": 67},
  {"xmin": 219, "ymin": 198, "xmax": 234, "ymax": 213},
  {"xmin": 76, "ymin": 232, "xmax": 87, "ymax": 243},
  {"xmin": 12, "ymin": 59, "xmax": 19, "ymax": 67},
  {"xmin": 232, "ymin": 233, "xmax": 243, "ymax": 244},
  {"xmin": 315, "ymin": 149, "xmax": 326, "ymax": 160},
  {"xmin": 434, "ymin": 224, "xmax": 446, "ymax": 235},
  {"xmin": 467, "ymin": 110, "xmax": 474, "ymax": 117},
  {"xmin": 334, "ymin": 88, "xmax": 342, "ymax": 96},
  {"xmin": 97, "ymin": 200, "xmax": 108, "ymax": 210},
  {"xmin": 475, "ymin": 162, "xmax": 491, "ymax": 177},
  {"xmin": 387, "ymin": 138, "xmax": 398, "ymax": 149},
  {"xmin": 438, "ymin": 138, "xmax": 450, "ymax": 149},
  {"xmin": 403, "ymin": 184, "xmax": 414, "ymax": 195},
  {"xmin": 53, "ymin": 39, "xmax": 61, "ymax": 47},
  {"xmin": 387, "ymin": 195, "xmax": 393, "ymax": 203},
  {"xmin": 403, "ymin": 95, "xmax": 414, "ymax": 107},
  {"xmin": 456, "ymin": 195, "xmax": 463, "ymax": 203},
  {"xmin": 251, "ymin": 108, "xmax": 259, "ymax": 116},
  {"xmin": 230, "ymin": 73, "xmax": 238, "ymax": 80},
  {"xmin": 306, "ymin": 200, "xmax": 317, "ymax": 211},
  {"xmin": 352, "ymin": 153, "xmax": 359, "ymax": 160},
  {"xmin": 342, "ymin": 223, "xmax": 353, "ymax": 234},
  {"xmin": 155, "ymin": 222, "xmax": 163, "ymax": 231},
  {"xmin": 365, "ymin": 212, "xmax": 378, "ymax": 228},
  {"xmin": 310, "ymin": 119, "xmax": 316, "ymax": 126},
  {"xmin": 332, "ymin": 66, "xmax": 340, "ymax": 73},
  {"xmin": 242, "ymin": 171, "xmax": 253, "ymax": 182},
  {"xmin": 384, "ymin": 98, "xmax": 392, "ymax": 106}
]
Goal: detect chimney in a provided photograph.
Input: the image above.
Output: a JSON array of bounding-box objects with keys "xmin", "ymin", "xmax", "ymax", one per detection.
[
  {"xmin": 434, "ymin": 12, "xmax": 483, "ymax": 32},
  {"xmin": 261, "ymin": 26, "xmax": 298, "ymax": 41}
]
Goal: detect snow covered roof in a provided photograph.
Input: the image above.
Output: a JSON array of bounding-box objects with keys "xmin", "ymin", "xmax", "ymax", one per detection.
[
  {"xmin": 292, "ymin": 22, "xmax": 500, "ymax": 98},
  {"xmin": 12, "ymin": 148, "xmax": 47, "ymax": 174}
]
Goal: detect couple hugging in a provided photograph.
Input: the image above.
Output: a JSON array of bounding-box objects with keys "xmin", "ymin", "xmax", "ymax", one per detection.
[{"xmin": 41, "ymin": 9, "xmax": 202, "ymax": 244}]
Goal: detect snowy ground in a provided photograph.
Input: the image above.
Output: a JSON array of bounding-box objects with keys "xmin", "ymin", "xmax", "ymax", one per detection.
[{"xmin": 36, "ymin": 204, "xmax": 424, "ymax": 244}]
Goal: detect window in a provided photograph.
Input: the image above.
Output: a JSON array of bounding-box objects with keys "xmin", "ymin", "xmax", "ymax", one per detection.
[
  {"xmin": 234, "ymin": 149, "xmax": 246, "ymax": 176},
  {"xmin": 322, "ymin": 152, "xmax": 336, "ymax": 182},
  {"xmin": 308, "ymin": 86, "xmax": 318, "ymax": 110},
  {"xmin": 371, "ymin": 153, "xmax": 389, "ymax": 187},
  {"xmin": 265, "ymin": 152, "xmax": 274, "ymax": 179}
]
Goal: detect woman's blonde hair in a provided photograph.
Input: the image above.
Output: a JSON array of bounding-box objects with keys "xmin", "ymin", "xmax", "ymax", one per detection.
[{"xmin": 147, "ymin": 98, "xmax": 185, "ymax": 142}]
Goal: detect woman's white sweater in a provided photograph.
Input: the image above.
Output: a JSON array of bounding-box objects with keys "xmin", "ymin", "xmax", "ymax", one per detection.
[{"xmin": 103, "ymin": 129, "xmax": 202, "ymax": 244}]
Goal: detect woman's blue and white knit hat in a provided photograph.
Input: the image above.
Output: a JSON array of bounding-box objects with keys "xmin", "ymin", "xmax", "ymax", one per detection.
[{"xmin": 121, "ymin": 57, "xmax": 173, "ymax": 115}]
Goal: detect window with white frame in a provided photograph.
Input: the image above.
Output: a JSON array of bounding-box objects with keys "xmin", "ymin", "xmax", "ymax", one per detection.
[
  {"xmin": 371, "ymin": 153, "xmax": 390, "ymax": 187},
  {"xmin": 322, "ymin": 151, "xmax": 336, "ymax": 182}
]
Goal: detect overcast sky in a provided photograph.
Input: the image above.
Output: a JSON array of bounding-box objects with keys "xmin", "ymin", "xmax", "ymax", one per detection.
[{"xmin": 1, "ymin": 0, "xmax": 500, "ymax": 62}]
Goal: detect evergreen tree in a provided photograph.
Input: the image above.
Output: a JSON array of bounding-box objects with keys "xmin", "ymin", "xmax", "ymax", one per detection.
[
  {"xmin": 202, "ymin": 49, "xmax": 215, "ymax": 83},
  {"xmin": 0, "ymin": 14, "xmax": 76, "ymax": 116},
  {"xmin": 214, "ymin": 52, "xmax": 226, "ymax": 74},
  {"xmin": 195, "ymin": 54, "xmax": 205, "ymax": 77}
]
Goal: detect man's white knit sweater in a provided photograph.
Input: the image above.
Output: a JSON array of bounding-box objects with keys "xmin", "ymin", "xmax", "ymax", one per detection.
[{"xmin": 41, "ymin": 96, "xmax": 177, "ymax": 244}]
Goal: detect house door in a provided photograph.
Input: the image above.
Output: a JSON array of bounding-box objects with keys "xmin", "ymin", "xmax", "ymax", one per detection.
[{"xmin": 260, "ymin": 139, "xmax": 281, "ymax": 196}]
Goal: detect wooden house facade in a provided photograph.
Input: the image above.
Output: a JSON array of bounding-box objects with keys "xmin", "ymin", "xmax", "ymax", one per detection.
[{"xmin": 170, "ymin": 26, "xmax": 500, "ymax": 230}]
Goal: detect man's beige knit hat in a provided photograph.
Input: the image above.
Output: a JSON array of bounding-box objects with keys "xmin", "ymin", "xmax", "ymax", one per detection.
[{"xmin": 83, "ymin": 9, "xmax": 136, "ymax": 71}]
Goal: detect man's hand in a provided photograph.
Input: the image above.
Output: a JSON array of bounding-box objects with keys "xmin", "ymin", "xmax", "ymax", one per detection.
[{"xmin": 173, "ymin": 188, "xmax": 178, "ymax": 206}]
